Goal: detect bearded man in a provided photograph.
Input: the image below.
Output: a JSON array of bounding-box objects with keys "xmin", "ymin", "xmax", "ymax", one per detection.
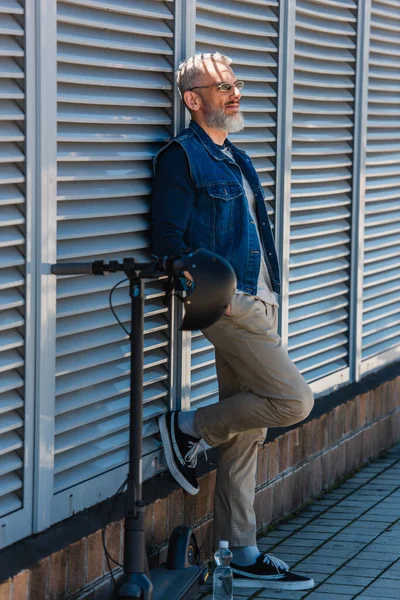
[{"xmin": 151, "ymin": 52, "xmax": 315, "ymax": 590}]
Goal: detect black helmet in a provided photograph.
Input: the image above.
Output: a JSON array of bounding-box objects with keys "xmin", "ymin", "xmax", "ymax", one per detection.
[{"xmin": 178, "ymin": 248, "xmax": 236, "ymax": 330}]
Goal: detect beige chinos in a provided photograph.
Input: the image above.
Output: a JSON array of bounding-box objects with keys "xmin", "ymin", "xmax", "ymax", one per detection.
[{"xmin": 195, "ymin": 293, "xmax": 314, "ymax": 547}]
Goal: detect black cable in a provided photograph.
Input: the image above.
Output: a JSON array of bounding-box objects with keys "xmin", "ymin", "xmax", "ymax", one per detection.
[
  {"xmin": 101, "ymin": 476, "xmax": 128, "ymax": 589},
  {"xmin": 108, "ymin": 278, "xmax": 130, "ymax": 337}
]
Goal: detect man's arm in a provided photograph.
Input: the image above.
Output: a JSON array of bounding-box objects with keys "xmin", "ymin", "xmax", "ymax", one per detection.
[{"xmin": 151, "ymin": 143, "xmax": 195, "ymax": 258}]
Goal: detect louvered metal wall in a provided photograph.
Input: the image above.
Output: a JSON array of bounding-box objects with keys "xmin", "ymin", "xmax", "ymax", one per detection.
[
  {"xmin": 191, "ymin": 0, "xmax": 280, "ymax": 410},
  {"xmin": 53, "ymin": 0, "xmax": 175, "ymax": 519},
  {"xmin": 287, "ymin": 0, "xmax": 356, "ymax": 386},
  {"xmin": 0, "ymin": 0, "xmax": 25, "ymax": 519},
  {"xmin": 0, "ymin": 0, "xmax": 34, "ymax": 548},
  {"xmin": 0, "ymin": 0, "xmax": 399, "ymax": 548},
  {"xmin": 361, "ymin": 0, "xmax": 400, "ymax": 373}
]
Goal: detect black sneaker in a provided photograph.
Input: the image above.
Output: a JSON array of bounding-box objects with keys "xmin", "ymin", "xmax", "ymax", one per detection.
[
  {"xmin": 231, "ymin": 553, "xmax": 314, "ymax": 590},
  {"xmin": 158, "ymin": 411, "xmax": 205, "ymax": 495}
]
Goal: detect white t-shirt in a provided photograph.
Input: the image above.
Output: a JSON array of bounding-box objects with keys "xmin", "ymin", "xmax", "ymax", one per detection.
[{"xmin": 222, "ymin": 146, "xmax": 279, "ymax": 308}]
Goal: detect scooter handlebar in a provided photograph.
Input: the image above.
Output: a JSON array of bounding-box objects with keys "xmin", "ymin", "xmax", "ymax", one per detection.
[
  {"xmin": 51, "ymin": 263, "xmax": 95, "ymax": 276},
  {"xmin": 51, "ymin": 257, "xmax": 186, "ymax": 277}
]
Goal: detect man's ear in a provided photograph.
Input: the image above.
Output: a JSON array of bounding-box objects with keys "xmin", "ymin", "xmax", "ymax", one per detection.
[{"xmin": 183, "ymin": 90, "xmax": 201, "ymax": 112}]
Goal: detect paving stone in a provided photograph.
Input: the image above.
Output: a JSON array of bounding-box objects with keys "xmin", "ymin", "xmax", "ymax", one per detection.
[
  {"xmin": 336, "ymin": 501, "xmax": 375, "ymax": 508},
  {"xmin": 356, "ymin": 550, "xmax": 400, "ymax": 562},
  {"xmin": 325, "ymin": 574, "xmax": 374, "ymax": 586},
  {"xmin": 332, "ymin": 533, "xmax": 377, "ymax": 543},
  {"xmin": 301, "ymin": 525, "xmax": 343, "ymax": 534},
  {"xmin": 326, "ymin": 506, "xmax": 364, "ymax": 514},
  {"xmin": 350, "ymin": 494, "xmax": 388, "ymax": 502},
  {"xmin": 314, "ymin": 511, "xmax": 354, "ymax": 520},
  {"xmin": 257, "ymin": 590, "xmax": 306, "ymax": 599},
  {"xmin": 297, "ymin": 557, "xmax": 343, "ymax": 570},
  {"xmin": 362, "ymin": 487, "xmax": 395, "ymax": 494},
  {"xmin": 363, "ymin": 543, "xmax": 400, "ymax": 553},
  {"xmin": 310, "ymin": 549, "xmax": 359, "ymax": 561},
  {"xmin": 365, "ymin": 508, "xmax": 400, "ymax": 516},
  {"xmin": 382, "ymin": 571, "xmax": 400, "ymax": 580},
  {"xmin": 290, "ymin": 531, "xmax": 332, "ymax": 542},
  {"xmin": 278, "ymin": 538, "xmax": 327, "ymax": 548},
  {"xmin": 312, "ymin": 518, "xmax": 353, "ymax": 527},
  {"xmin": 374, "ymin": 531, "xmax": 400, "ymax": 541},
  {"xmin": 344, "ymin": 522, "xmax": 386, "ymax": 531},
  {"xmin": 259, "ymin": 532, "xmax": 291, "ymax": 540},
  {"xmin": 259, "ymin": 536, "xmax": 292, "ymax": 545},
  {"xmin": 345, "ymin": 558, "xmax": 393, "ymax": 568},
  {"xmin": 377, "ymin": 501, "xmax": 400, "ymax": 508},
  {"xmin": 357, "ymin": 516, "xmax": 397, "ymax": 524},
  {"xmin": 383, "ymin": 560, "xmax": 400, "ymax": 571},
  {"xmin": 274, "ymin": 524, "xmax": 303, "ymax": 532},
  {"xmin": 316, "ymin": 582, "xmax": 365, "ymax": 595},
  {"xmin": 284, "ymin": 552, "xmax": 320, "ymax": 563},
  {"xmin": 356, "ymin": 588, "xmax": 400, "ymax": 599},
  {"xmin": 320, "ymin": 541, "xmax": 365, "ymax": 551},
  {"xmin": 335, "ymin": 565, "xmax": 383, "ymax": 578},
  {"xmin": 232, "ymin": 585, "xmax": 260, "ymax": 596},
  {"xmin": 367, "ymin": 577, "xmax": 400, "ymax": 590},
  {"xmin": 284, "ymin": 554, "xmax": 310, "ymax": 564},
  {"xmin": 294, "ymin": 593, "xmax": 354, "ymax": 600},
  {"xmin": 301, "ymin": 506, "xmax": 326, "ymax": 514},
  {"xmin": 295, "ymin": 561, "xmax": 338, "ymax": 574},
  {"xmin": 274, "ymin": 547, "xmax": 312, "ymax": 557},
  {"xmin": 345, "ymin": 524, "xmax": 387, "ymax": 532},
  {"xmin": 301, "ymin": 571, "xmax": 326, "ymax": 583}
]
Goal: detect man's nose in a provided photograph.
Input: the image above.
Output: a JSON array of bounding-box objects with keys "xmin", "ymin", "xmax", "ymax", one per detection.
[{"xmin": 231, "ymin": 85, "xmax": 241, "ymax": 101}]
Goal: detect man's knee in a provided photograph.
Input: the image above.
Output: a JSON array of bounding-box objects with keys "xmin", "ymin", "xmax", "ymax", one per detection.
[{"xmin": 290, "ymin": 383, "xmax": 314, "ymax": 423}]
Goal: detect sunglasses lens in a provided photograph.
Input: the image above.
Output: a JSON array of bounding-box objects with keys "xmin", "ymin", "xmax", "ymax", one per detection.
[{"xmin": 218, "ymin": 81, "xmax": 244, "ymax": 91}]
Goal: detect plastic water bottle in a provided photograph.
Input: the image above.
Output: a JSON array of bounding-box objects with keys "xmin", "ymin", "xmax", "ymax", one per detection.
[{"xmin": 213, "ymin": 540, "xmax": 233, "ymax": 600}]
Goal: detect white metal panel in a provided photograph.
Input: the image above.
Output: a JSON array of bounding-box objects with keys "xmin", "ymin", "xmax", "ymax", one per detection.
[
  {"xmin": 52, "ymin": 0, "xmax": 174, "ymax": 519},
  {"xmin": 287, "ymin": 0, "xmax": 356, "ymax": 385},
  {"xmin": 361, "ymin": 0, "xmax": 400, "ymax": 368},
  {"xmin": 0, "ymin": 0, "xmax": 36, "ymax": 548},
  {"xmin": 192, "ymin": 0, "xmax": 279, "ymax": 410},
  {"xmin": 0, "ymin": 0, "xmax": 24, "ymax": 522}
]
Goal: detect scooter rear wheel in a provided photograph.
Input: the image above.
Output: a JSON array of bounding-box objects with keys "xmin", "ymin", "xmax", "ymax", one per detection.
[{"xmin": 167, "ymin": 526, "xmax": 199, "ymax": 570}]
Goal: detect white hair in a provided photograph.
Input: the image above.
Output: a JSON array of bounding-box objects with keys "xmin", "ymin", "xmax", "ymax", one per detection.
[{"xmin": 176, "ymin": 52, "xmax": 233, "ymax": 98}]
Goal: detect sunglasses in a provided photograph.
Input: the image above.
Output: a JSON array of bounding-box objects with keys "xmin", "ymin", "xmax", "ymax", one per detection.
[{"xmin": 188, "ymin": 81, "xmax": 245, "ymax": 92}]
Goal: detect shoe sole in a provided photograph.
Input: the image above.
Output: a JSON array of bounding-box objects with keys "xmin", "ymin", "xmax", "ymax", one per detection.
[
  {"xmin": 232, "ymin": 570, "xmax": 314, "ymax": 591},
  {"xmin": 158, "ymin": 413, "xmax": 199, "ymax": 496}
]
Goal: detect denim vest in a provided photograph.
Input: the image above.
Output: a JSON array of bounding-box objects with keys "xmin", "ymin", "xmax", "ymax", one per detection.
[{"xmin": 154, "ymin": 121, "xmax": 281, "ymax": 295}]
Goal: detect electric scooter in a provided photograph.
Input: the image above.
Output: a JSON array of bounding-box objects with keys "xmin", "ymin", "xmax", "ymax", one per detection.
[{"xmin": 51, "ymin": 250, "xmax": 235, "ymax": 600}]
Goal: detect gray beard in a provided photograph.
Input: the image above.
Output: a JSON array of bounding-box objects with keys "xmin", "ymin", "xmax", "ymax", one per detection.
[{"xmin": 204, "ymin": 107, "xmax": 245, "ymax": 133}]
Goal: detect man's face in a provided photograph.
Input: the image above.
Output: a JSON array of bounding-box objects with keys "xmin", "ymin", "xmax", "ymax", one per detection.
[{"xmin": 189, "ymin": 61, "xmax": 244, "ymax": 133}]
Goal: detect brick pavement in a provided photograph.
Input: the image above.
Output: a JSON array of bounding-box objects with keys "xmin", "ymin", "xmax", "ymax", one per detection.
[{"xmin": 196, "ymin": 441, "xmax": 400, "ymax": 600}]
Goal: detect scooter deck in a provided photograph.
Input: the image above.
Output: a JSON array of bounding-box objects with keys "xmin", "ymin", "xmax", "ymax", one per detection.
[{"xmin": 151, "ymin": 564, "xmax": 203, "ymax": 600}]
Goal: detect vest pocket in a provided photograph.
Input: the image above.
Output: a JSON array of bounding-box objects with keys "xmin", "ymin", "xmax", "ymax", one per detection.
[
  {"xmin": 206, "ymin": 181, "xmax": 242, "ymax": 234},
  {"xmin": 207, "ymin": 182, "xmax": 243, "ymax": 202}
]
